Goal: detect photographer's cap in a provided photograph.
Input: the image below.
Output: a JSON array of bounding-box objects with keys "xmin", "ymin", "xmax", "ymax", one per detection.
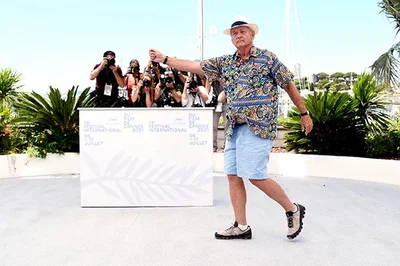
[
  {"xmin": 103, "ymin": 50, "xmax": 116, "ymax": 57},
  {"xmin": 223, "ymin": 16, "xmax": 259, "ymax": 36}
]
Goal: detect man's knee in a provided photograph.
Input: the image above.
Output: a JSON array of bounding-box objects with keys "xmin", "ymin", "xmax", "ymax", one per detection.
[
  {"xmin": 249, "ymin": 178, "xmax": 266, "ymax": 186},
  {"xmin": 227, "ymin": 174, "xmax": 243, "ymax": 184}
]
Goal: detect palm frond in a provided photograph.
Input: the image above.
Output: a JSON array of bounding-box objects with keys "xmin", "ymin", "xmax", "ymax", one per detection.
[
  {"xmin": 352, "ymin": 73, "xmax": 391, "ymax": 134},
  {"xmin": 379, "ymin": 0, "xmax": 400, "ymax": 35},
  {"xmin": 12, "ymin": 86, "xmax": 94, "ymax": 131},
  {"xmin": 371, "ymin": 44, "xmax": 400, "ymax": 86},
  {"xmin": 0, "ymin": 68, "xmax": 22, "ymax": 104}
]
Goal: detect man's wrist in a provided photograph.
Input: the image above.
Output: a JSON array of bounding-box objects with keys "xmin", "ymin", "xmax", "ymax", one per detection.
[
  {"xmin": 300, "ymin": 110, "xmax": 309, "ymax": 117},
  {"xmin": 163, "ymin": 55, "xmax": 169, "ymax": 64}
]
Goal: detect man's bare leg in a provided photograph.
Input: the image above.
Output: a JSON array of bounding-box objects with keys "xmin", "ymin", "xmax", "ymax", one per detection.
[
  {"xmin": 228, "ymin": 174, "xmax": 247, "ymax": 225},
  {"xmin": 249, "ymin": 178, "xmax": 296, "ymax": 212}
]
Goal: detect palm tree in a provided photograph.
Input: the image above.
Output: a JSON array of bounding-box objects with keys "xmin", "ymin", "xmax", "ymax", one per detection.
[
  {"xmin": 371, "ymin": 0, "xmax": 400, "ymax": 87},
  {"xmin": 0, "ymin": 68, "xmax": 22, "ymax": 104},
  {"xmin": 13, "ymin": 86, "xmax": 94, "ymax": 131},
  {"xmin": 12, "ymin": 86, "xmax": 95, "ymax": 153},
  {"xmin": 284, "ymin": 91, "xmax": 359, "ymax": 155},
  {"xmin": 352, "ymin": 73, "xmax": 391, "ymax": 135},
  {"xmin": 284, "ymin": 74, "xmax": 390, "ymax": 156}
]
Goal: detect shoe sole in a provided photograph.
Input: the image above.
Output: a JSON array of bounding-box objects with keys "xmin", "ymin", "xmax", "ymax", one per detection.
[
  {"xmin": 215, "ymin": 231, "xmax": 252, "ymax": 240},
  {"xmin": 287, "ymin": 205, "xmax": 306, "ymax": 240}
]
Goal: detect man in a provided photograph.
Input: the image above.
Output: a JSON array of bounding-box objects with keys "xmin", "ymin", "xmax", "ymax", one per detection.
[
  {"xmin": 125, "ymin": 59, "xmax": 144, "ymax": 106},
  {"xmin": 90, "ymin": 51, "xmax": 125, "ymax": 107},
  {"xmin": 149, "ymin": 17, "xmax": 313, "ymax": 240},
  {"xmin": 181, "ymin": 73, "xmax": 209, "ymax": 108},
  {"xmin": 154, "ymin": 67, "xmax": 183, "ymax": 107}
]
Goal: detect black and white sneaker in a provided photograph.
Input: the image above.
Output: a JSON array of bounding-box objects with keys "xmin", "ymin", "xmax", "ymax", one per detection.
[
  {"xmin": 286, "ymin": 203, "xmax": 306, "ymax": 239},
  {"xmin": 215, "ymin": 221, "xmax": 252, "ymax": 240}
]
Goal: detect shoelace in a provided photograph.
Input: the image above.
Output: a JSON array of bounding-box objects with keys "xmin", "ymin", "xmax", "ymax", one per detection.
[
  {"xmin": 225, "ymin": 224, "xmax": 236, "ymax": 231},
  {"xmin": 287, "ymin": 216, "xmax": 293, "ymax": 228}
]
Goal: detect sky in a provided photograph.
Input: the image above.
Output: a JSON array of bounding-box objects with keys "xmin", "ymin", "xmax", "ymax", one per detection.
[{"xmin": 1, "ymin": 0, "xmax": 398, "ymax": 94}]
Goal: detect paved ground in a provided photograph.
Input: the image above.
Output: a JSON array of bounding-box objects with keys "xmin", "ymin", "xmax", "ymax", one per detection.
[{"xmin": 1, "ymin": 174, "xmax": 399, "ymax": 266}]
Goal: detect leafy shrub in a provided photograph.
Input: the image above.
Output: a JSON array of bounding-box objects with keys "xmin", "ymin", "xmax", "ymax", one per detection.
[
  {"xmin": 366, "ymin": 118, "xmax": 400, "ymax": 158},
  {"xmin": 284, "ymin": 91, "xmax": 363, "ymax": 156},
  {"xmin": 0, "ymin": 102, "xmax": 27, "ymax": 155},
  {"xmin": 0, "ymin": 68, "xmax": 22, "ymax": 104},
  {"xmin": 284, "ymin": 73, "xmax": 390, "ymax": 157},
  {"xmin": 12, "ymin": 86, "xmax": 95, "ymax": 157}
]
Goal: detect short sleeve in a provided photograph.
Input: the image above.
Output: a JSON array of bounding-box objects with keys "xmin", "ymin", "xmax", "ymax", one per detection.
[
  {"xmin": 200, "ymin": 57, "xmax": 222, "ymax": 83},
  {"xmin": 268, "ymin": 52, "xmax": 294, "ymax": 88}
]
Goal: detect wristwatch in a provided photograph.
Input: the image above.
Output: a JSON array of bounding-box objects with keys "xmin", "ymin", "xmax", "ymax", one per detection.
[{"xmin": 300, "ymin": 111, "xmax": 309, "ymax": 117}]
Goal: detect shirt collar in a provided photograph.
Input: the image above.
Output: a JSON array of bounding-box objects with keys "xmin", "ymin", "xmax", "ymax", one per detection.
[{"xmin": 233, "ymin": 46, "xmax": 259, "ymax": 60}]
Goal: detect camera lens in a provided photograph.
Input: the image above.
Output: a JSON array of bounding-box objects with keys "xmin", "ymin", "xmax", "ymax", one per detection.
[
  {"xmin": 107, "ymin": 58, "xmax": 115, "ymax": 66},
  {"xmin": 143, "ymin": 80, "xmax": 151, "ymax": 87}
]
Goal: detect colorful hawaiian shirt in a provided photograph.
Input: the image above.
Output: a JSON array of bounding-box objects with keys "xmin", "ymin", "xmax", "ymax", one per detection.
[{"xmin": 200, "ymin": 46, "xmax": 294, "ymax": 140}]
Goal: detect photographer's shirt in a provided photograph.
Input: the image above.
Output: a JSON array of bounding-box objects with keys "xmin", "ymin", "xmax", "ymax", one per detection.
[
  {"xmin": 156, "ymin": 84, "xmax": 183, "ymax": 107},
  {"xmin": 182, "ymin": 86, "xmax": 208, "ymax": 107},
  {"xmin": 93, "ymin": 64, "xmax": 123, "ymax": 101},
  {"xmin": 200, "ymin": 46, "xmax": 294, "ymax": 140}
]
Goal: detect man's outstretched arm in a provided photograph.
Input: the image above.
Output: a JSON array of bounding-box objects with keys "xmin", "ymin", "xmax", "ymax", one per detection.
[{"xmin": 149, "ymin": 48, "xmax": 204, "ymax": 76}]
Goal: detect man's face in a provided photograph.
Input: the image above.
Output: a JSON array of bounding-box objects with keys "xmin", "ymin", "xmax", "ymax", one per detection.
[{"xmin": 230, "ymin": 26, "xmax": 254, "ymax": 49}]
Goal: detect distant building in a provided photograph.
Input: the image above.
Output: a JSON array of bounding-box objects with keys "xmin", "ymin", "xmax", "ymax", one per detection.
[
  {"xmin": 311, "ymin": 74, "xmax": 318, "ymax": 83},
  {"xmin": 294, "ymin": 63, "xmax": 301, "ymax": 80}
]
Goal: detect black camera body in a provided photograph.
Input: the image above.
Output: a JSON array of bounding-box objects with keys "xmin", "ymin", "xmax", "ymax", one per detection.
[
  {"xmin": 160, "ymin": 75, "xmax": 173, "ymax": 85},
  {"xmin": 132, "ymin": 66, "xmax": 140, "ymax": 73},
  {"xmin": 107, "ymin": 58, "xmax": 115, "ymax": 66},
  {"xmin": 191, "ymin": 103, "xmax": 203, "ymax": 108},
  {"xmin": 143, "ymin": 79, "xmax": 151, "ymax": 87},
  {"xmin": 189, "ymin": 80, "xmax": 198, "ymax": 89}
]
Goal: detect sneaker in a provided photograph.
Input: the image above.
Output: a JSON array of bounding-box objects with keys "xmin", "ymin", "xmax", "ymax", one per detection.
[
  {"xmin": 215, "ymin": 221, "xmax": 252, "ymax": 240},
  {"xmin": 286, "ymin": 203, "xmax": 306, "ymax": 239}
]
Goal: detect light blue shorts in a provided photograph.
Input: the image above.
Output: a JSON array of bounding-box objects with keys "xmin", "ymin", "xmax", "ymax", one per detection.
[{"xmin": 224, "ymin": 124, "xmax": 273, "ymax": 180}]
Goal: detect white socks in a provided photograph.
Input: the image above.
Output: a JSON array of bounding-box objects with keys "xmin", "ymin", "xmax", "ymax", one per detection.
[{"xmin": 238, "ymin": 224, "xmax": 248, "ymax": 230}]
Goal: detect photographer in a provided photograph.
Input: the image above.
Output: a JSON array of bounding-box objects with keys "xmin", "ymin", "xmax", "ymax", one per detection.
[
  {"xmin": 90, "ymin": 51, "xmax": 125, "ymax": 107},
  {"xmin": 154, "ymin": 68, "xmax": 182, "ymax": 107},
  {"xmin": 125, "ymin": 59, "xmax": 144, "ymax": 106},
  {"xmin": 131, "ymin": 72, "xmax": 154, "ymax": 107},
  {"xmin": 182, "ymin": 73, "xmax": 209, "ymax": 108},
  {"xmin": 144, "ymin": 60, "xmax": 163, "ymax": 84}
]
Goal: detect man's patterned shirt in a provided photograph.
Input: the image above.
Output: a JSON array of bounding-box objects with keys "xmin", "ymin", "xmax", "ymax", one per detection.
[{"xmin": 200, "ymin": 46, "xmax": 294, "ymax": 140}]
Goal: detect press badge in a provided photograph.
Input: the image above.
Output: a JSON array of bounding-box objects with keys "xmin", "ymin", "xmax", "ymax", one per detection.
[{"xmin": 104, "ymin": 84, "xmax": 112, "ymax": 96}]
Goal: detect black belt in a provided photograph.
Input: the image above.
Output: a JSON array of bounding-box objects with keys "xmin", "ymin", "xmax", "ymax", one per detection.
[{"xmin": 235, "ymin": 122, "xmax": 247, "ymax": 127}]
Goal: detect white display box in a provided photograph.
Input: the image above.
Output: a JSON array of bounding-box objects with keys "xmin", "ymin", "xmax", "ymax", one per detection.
[{"xmin": 79, "ymin": 108, "xmax": 214, "ymax": 207}]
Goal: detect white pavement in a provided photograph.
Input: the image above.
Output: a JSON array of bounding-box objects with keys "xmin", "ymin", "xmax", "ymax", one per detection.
[{"xmin": 1, "ymin": 174, "xmax": 399, "ymax": 266}]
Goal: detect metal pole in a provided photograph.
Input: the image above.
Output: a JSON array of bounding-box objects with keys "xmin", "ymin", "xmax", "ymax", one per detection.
[{"xmin": 199, "ymin": 0, "xmax": 204, "ymax": 61}]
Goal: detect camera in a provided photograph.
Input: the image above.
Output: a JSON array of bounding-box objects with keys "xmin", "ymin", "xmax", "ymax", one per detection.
[
  {"xmin": 106, "ymin": 58, "xmax": 115, "ymax": 66},
  {"xmin": 160, "ymin": 74, "xmax": 173, "ymax": 85},
  {"xmin": 192, "ymin": 103, "xmax": 203, "ymax": 108},
  {"xmin": 131, "ymin": 66, "xmax": 140, "ymax": 73},
  {"xmin": 189, "ymin": 80, "xmax": 198, "ymax": 89},
  {"xmin": 143, "ymin": 79, "xmax": 151, "ymax": 87},
  {"xmin": 152, "ymin": 61, "xmax": 158, "ymax": 67}
]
